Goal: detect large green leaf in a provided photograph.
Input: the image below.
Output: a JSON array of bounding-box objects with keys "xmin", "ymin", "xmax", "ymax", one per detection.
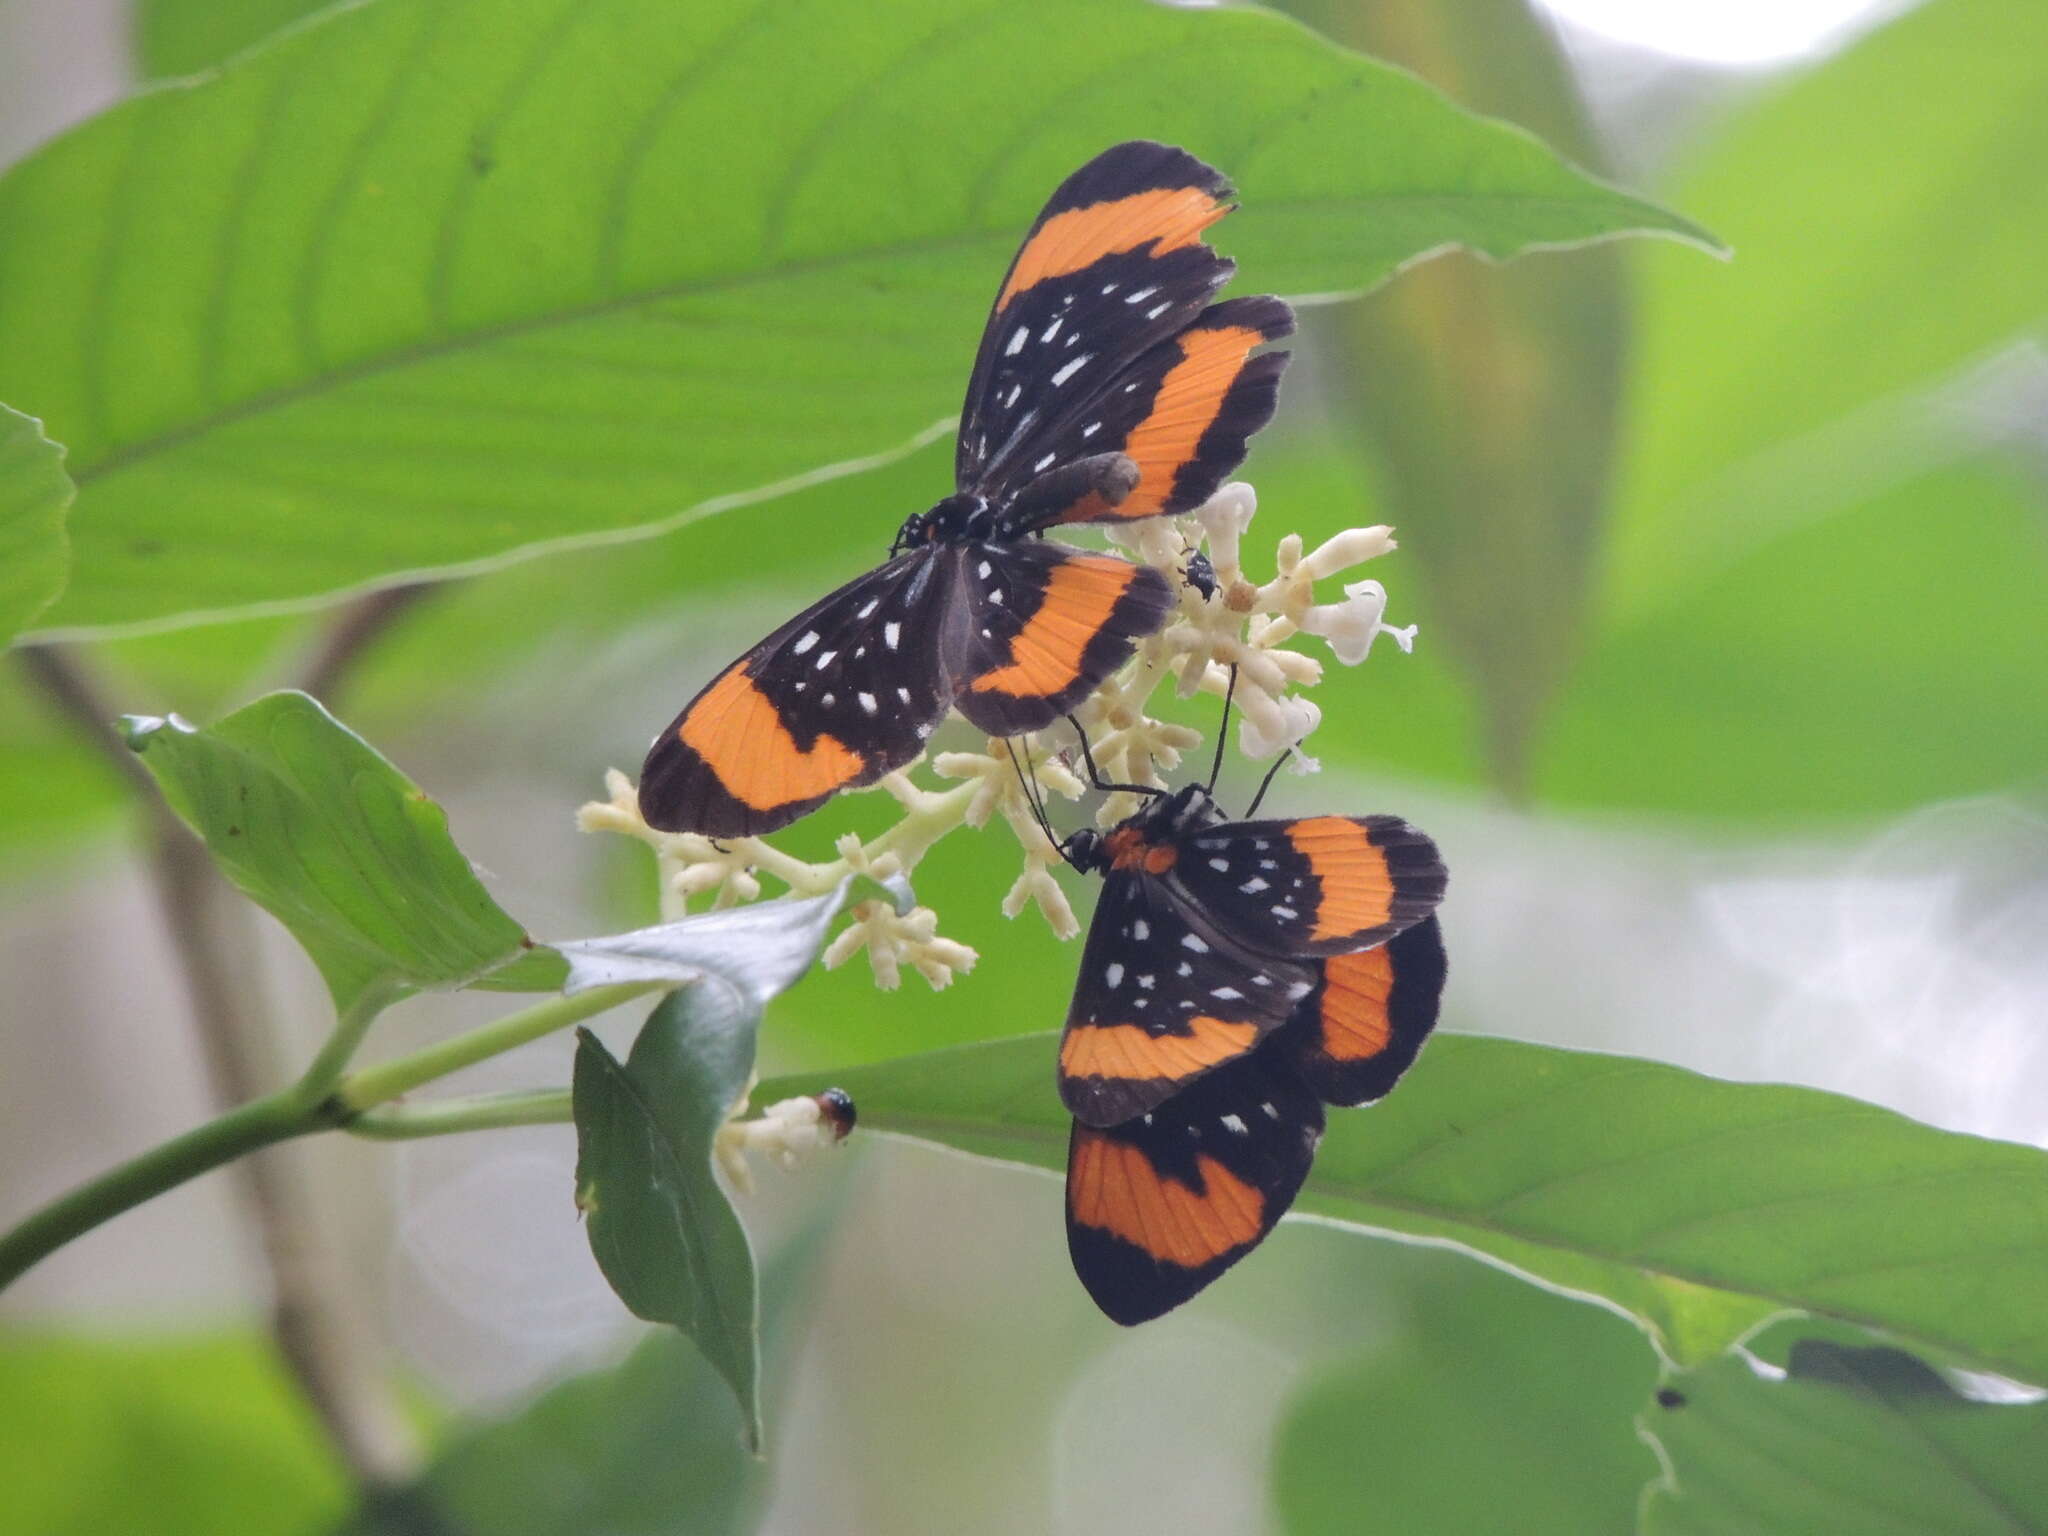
[
  {"xmin": 0, "ymin": 0, "xmax": 1709, "ymax": 638},
  {"xmin": 771, "ymin": 1033, "xmax": 2048, "ymax": 1379},
  {"xmin": 0, "ymin": 1330, "xmax": 347, "ymax": 1536},
  {"xmin": 124, "ymin": 688, "xmax": 530, "ymax": 1012},
  {"xmin": 1643, "ymin": 1321, "xmax": 2048, "ymax": 1534},
  {"xmin": 0, "ymin": 405, "xmax": 71, "ymax": 647},
  {"xmin": 1275, "ymin": 1260, "xmax": 1658, "ymax": 1534},
  {"xmin": 573, "ymin": 986, "xmax": 764, "ymax": 1450},
  {"xmin": 134, "ymin": 0, "xmax": 333, "ymax": 77}
]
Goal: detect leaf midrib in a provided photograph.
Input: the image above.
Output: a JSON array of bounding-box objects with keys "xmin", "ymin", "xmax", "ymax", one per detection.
[{"xmin": 69, "ymin": 189, "xmax": 1659, "ymax": 489}]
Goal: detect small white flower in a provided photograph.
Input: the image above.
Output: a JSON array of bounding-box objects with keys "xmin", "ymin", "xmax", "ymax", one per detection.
[
  {"xmin": 822, "ymin": 900, "xmax": 977, "ymax": 991},
  {"xmin": 1297, "ymin": 578, "xmax": 1417, "ymax": 665},
  {"xmin": 714, "ymin": 1091, "xmax": 855, "ymax": 1195}
]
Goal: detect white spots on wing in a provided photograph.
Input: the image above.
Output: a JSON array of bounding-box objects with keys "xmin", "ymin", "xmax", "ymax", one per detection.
[
  {"xmin": 792, "ymin": 630, "xmax": 820, "ymax": 655},
  {"xmin": 1131, "ymin": 919, "xmax": 1149, "ymax": 941},
  {"xmin": 858, "ymin": 692, "xmax": 878, "ymax": 715},
  {"xmin": 1178, "ymin": 999, "xmax": 1197, "ymax": 1012},
  {"xmin": 1137, "ymin": 974, "xmax": 1155, "ymax": 990},
  {"xmin": 820, "ymin": 692, "xmax": 836, "ymax": 707},
  {"xmin": 1240, "ymin": 877, "xmax": 1269, "ymax": 894},
  {"xmin": 1051, "ymin": 354, "xmax": 1090, "ymax": 387},
  {"xmin": 1182, "ymin": 934, "xmax": 1209, "ymax": 953},
  {"xmin": 1123, "ymin": 381, "xmax": 1140, "ymax": 393},
  {"xmin": 1211, "ymin": 986, "xmax": 1243, "ymax": 1001},
  {"xmin": 853, "ymin": 646, "xmax": 866, "ymax": 658},
  {"xmin": 855, "ymin": 598, "xmax": 878, "ymax": 619},
  {"xmin": 1033, "ymin": 453, "xmax": 1057, "ymax": 472},
  {"xmin": 884, "ymin": 622, "xmax": 901, "ymax": 650},
  {"xmin": 1259, "ymin": 859, "xmax": 1277, "ymax": 871},
  {"xmin": 1286, "ymin": 981, "xmax": 1313, "ymax": 1002},
  {"xmin": 1006, "ymin": 324, "xmax": 1028, "ymax": 356},
  {"xmin": 1042, "ymin": 317, "xmax": 1062, "ymax": 343},
  {"xmin": 1101, "ymin": 281, "xmax": 1119, "ymax": 295},
  {"xmin": 1142, "ymin": 1113, "xmax": 1154, "ymax": 1126},
  {"xmin": 1220, "ymin": 1114, "xmax": 1248, "ymax": 1135},
  {"xmin": 1250, "ymin": 974, "xmax": 1272, "ymax": 988},
  {"xmin": 1261, "ymin": 1101, "xmax": 1280, "ymax": 1119},
  {"xmin": 1272, "ymin": 905, "xmax": 1298, "ymax": 920},
  {"xmin": 1004, "ymin": 383, "xmax": 1022, "ymax": 408},
  {"xmin": 1145, "ymin": 301, "xmax": 1171, "ymax": 320},
  {"xmin": 1208, "ymin": 857, "xmax": 1230, "ymax": 872},
  {"xmin": 1105, "ymin": 962, "xmax": 1125, "ymax": 989},
  {"xmin": 915, "ymin": 722, "xmax": 934, "ymax": 739},
  {"xmin": 792, "ymin": 680, "xmax": 807, "ymax": 693},
  {"xmin": 1175, "ymin": 961, "xmax": 1192, "ymax": 978},
  {"xmin": 1135, "ymin": 996, "xmax": 1150, "ymax": 1010},
  {"xmin": 1253, "ymin": 840, "xmax": 1270, "ymax": 850},
  {"xmin": 989, "ymin": 589, "xmax": 1005, "ymax": 606},
  {"xmin": 1081, "ymin": 421, "xmax": 1101, "ymax": 438},
  {"xmin": 896, "ymin": 687, "xmax": 912, "ymax": 704},
  {"xmin": 978, "ymin": 561, "xmax": 992, "ymax": 578},
  {"xmin": 814, "ymin": 650, "xmax": 836, "ymax": 670},
  {"xmin": 1124, "ymin": 285, "xmax": 1158, "ymax": 305}
]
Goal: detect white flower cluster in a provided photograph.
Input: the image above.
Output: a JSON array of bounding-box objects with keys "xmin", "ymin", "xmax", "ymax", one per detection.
[
  {"xmin": 712, "ymin": 1088, "xmax": 856, "ymax": 1196},
  {"xmin": 578, "ymin": 480, "xmax": 1412, "ymax": 985}
]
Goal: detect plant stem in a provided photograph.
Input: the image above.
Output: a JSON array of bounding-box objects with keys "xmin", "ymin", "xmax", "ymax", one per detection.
[
  {"xmin": 333, "ymin": 982, "xmax": 663, "ymax": 1111},
  {"xmin": 343, "ymin": 1090, "xmax": 573, "ymax": 1140},
  {"xmin": 0, "ymin": 1088, "xmax": 323, "ymax": 1292}
]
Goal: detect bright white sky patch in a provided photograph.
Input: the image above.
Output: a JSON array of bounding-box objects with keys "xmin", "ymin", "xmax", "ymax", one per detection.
[{"xmin": 1535, "ymin": 0, "xmax": 1914, "ymax": 65}]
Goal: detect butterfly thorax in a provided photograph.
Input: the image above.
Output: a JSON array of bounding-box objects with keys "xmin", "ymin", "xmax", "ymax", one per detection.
[
  {"xmin": 1065, "ymin": 784, "xmax": 1223, "ymax": 875},
  {"xmin": 892, "ymin": 492, "xmax": 994, "ymax": 555}
]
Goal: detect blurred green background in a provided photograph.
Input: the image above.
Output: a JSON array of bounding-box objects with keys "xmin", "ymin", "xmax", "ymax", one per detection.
[{"xmin": 2, "ymin": 0, "xmax": 2045, "ymax": 1531}]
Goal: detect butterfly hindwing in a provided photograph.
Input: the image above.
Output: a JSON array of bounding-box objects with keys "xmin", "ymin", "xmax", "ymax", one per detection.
[
  {"xmin": 1284, "ymin": 918, "xmax": 1447, "ymax": 1107},
  {"xmin": 1173, "ymin": 813, "xmax": 1447, "ymax": 958},
  {"xmin": 637, "ymin": 549, "xmax": 963, "ymax": 837},
  {"xmin": 957, "ymin": 141, "xmax": 1236, "ymax": 493},
  {"xmin": 952, "ymin": 541, "xmax": 1175, "ymax": 736},
  {"xmin": 1059, "ymin": 868, "xmax": 1316, "ymax": 1128},
  {"xmin": 1067, "ymin": 1044, "xmax": 1323, "ymax": 1325}
]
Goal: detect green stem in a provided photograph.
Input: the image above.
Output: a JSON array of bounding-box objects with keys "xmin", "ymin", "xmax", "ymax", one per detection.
[
  {"xmin": 333, "ymin": 982, "xmax": 663, "ymax": 1112},
  {"xmin": 296, "ymin": 985, "xmax": 401, "ymax": 1098},
  {"xmin": 343, "ymin": 1089, "xmax": 573, "ymax": 1140},
  {"xmin": 0, "ymin": 1088, "xmax": 326, "ymax": 1292}
]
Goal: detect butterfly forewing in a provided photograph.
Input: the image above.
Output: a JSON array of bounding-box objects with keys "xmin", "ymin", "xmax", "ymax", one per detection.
[
  {"xmin": 1172, "ymin": 814, "xmax": 1447, "ymax": 959},
  {"xmin": 1067, "ymin": 1045, "xmax": 1323, "ymax": 1325},
  {"xmin": 1059, "ymin": 868, "xmax": 1315, "ymax": 1128},
  {"xmin": 637, "ymin": 549, "xmax": 964, "ymax": 837},
  {"xmin": 952, "ymin": 542, "xmax": 1175, "ymax": 737},
  {"xmin": 957, "ymin": 141, "xmax": 1236, "ymax": 492},
  {"xmin": 1284, "ymin": 918, "xmax": 1447, "ymax": 1107}
]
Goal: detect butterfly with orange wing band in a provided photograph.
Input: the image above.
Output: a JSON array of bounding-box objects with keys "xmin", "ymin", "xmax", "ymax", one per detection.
[
  {"xmin": 1029, "ymin": 745, "xmax": 1447, "ymax": 1324},
  {"xmin": 639, "ymin": 140, "xmax": 1294, "ymax": 836}
]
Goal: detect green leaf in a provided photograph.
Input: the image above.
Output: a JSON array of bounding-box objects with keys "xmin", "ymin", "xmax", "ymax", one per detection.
[
  {"xmin": 343, "ymin": 1200, "xmax": 836, "ymax": 1536},
  {"xmin": 0, "ymin": 1329, "xmax": 347, "ymax": 1536},
  {"xmin": 777, "ymin": 1033, "xmax": 2048, "ymax": 1380},
  {"xmin": 573, "ymin": 986, "xmax": 764, "ymax": 1450},
  {"xmin": 0, "ymin": 404, "xmax": 71, "ymax": 647},
  {"xmin": 1643, "ymin": 1321, "xmax": 2048, "ymax": 1534},
  {"xmin": 0, "ymin": 0, "xmax": 1709, "ymax": 638},
  {"xmin": 134, "ymin": 0, "xmax": 331, "ymax": 78},
  {"xmin": 123, "ymin": 688, "xmax": 530, "ymax": 1013},
  {"xmin": 1275, "ymin": 1260, "xmax": 1658, "ymax": 1534}
]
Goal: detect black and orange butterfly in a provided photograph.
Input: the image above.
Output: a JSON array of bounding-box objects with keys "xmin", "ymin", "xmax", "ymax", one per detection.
[
  {"xmin": 639, "ymin": 141, "xmax": 1295, "ymax": 836},
  {"xmin": 1027, "ymin": 743, "xmax": 1448, "ymax": 1324}
]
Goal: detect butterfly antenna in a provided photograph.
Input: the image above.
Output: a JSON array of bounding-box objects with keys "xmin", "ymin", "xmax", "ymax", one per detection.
[
  {"xmin": 1003, "ymin": 735, "xmax": 1062, "ymax": 860},
  {"xmin": 1205, "ymin": 664, "xmax": 1238, "ymax": 796},
  {"xmin": 1243, "ymin": 745, "xmax": 1295, "ymax": 819},
  {"xmin": 1064, "ymin": 713, "xmax": 1163, "ymax": 799}
]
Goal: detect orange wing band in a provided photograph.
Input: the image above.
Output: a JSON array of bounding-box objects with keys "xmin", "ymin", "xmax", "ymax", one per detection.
[
  {"xmin": 1316, "ymin": 948, "xmax": 1398, "ymax": 1061},
  {"xmin": 1069, "ymin": 1137, "xmax": 1264, "ymax": 1267},
  {"xmin": 970, "ymin": 556, "xmax": 1138, "ymax": 699},
  {"xmin": 998, "ymin": 188, "xmax": 1227, "ymax": 312},
  {"xmin": 1060, "ymin": 1015, "xmax": 1259, "ymax": 1082},
  {"xmin": 1286, "ymin": 817, "xmax": 1396, "ymax": 945},
  {"xmin": 678, "ymin": 663, "xmax": 865, "ymax": 813},
  {"xmin": 1097, "ymin": 324, "xmax": 1265, "ymax": 522}
]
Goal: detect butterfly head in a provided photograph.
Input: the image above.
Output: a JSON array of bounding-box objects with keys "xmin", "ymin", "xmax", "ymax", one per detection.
[{"xmin": 892, "ymin": 492, "xmax": 994, "ymax": 555}]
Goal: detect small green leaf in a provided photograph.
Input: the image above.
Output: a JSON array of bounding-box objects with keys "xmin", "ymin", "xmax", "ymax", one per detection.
[
  {"xmin": 1643, "ymin": 1320, "xmax": 2048, "ymax": 1534},
  {"xmin": 1275, "ymin": 1260, "xmax": 1658, "ymax": 1534},
  {"xmin": 1, "ymin": 0, "xmax": 1709, "ymax": 638},
  {"xmin": 778, "ymin": 1033, "xmax": 2048, "ymax": 1380},
  {"xmin": 0, "ymin": 1329, "xmax": 347, "ymax": 1536},
  {"xmin": 0, "ymin": 405, "xmax": 71, "ymax": 648},
  {"xmin": 124, "ymin": 689, "xmax": 530, "ymax": 1013},
  {"xmin": 573, "ymin": 986, "xmax": 764, "ymax": 1450}
]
